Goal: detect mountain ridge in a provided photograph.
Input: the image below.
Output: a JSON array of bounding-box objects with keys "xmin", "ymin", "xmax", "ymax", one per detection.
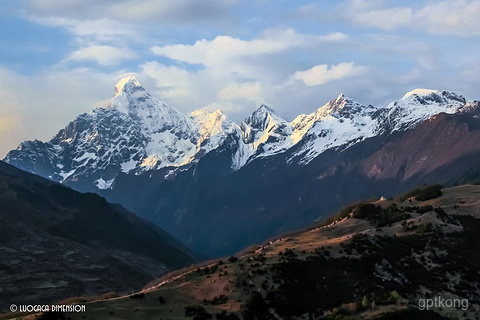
[{"xmin": 4, "ymin": 76, "xmax": 478, "ymax": 192}]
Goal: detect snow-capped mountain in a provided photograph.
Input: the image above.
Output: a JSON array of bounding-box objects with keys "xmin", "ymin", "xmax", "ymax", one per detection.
[
  {"xmin": 4, "ymin": 75, "xmax": 479, "ymax": 191},
  {"xmin": 5, "ymin": 76, "xmax": 233, "ymax": 189},
  {"xmin": 111, "ymin": 75, "xmax": 199, "ymax": 171},
  {"xmin": 289, "ymin": 94, "xmax": 380, "ymax": 164},
  {"xmin": 287, "ymin": 90, "xmax": 476, "ymax": 164},
  {"xmin": 241, "ymin": 105, "xmax": 293, "ymax": 158},
  {"xmin": 381, "ymin": 89, "xmax": 468, "ymax": 132}
]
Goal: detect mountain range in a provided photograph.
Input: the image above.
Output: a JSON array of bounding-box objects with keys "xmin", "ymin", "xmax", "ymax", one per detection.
[
  {"xmin": 5, "ymin": 75, "xmax": 480, "ymax": 257},
  {"xmin": 6, "ymin": 76, "xmax": 476, "ymax": 190}
]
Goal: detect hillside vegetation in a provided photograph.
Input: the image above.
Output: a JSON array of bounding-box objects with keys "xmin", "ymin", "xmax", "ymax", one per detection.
[{"xmin": 9, "ymin": 184, "xmax": 480, "ymax": 320}]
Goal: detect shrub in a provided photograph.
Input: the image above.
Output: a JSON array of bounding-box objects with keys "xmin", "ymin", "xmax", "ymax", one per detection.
[
  {"xmin": 416, "ymin": 185, "xmax": 443, "ymax": 201},
  {"xmin": 352, "ymin": 204, "xmax": 382, "ymax": 219},
  {"xmin": 352, "ymin": 204, "xmax": 410, "ymax": 227},
  {"xmin": 400, "ymin": 185, "xmax": 443, "ymax": 202}
]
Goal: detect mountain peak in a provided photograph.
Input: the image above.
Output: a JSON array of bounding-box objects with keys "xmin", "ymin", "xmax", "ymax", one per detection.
[
  {"xmin": 402, "ymin": 88, "xmax": 439, "ymax": 99},
  {"xmin": 244, "ymin": 104, "xmax": 282, "ymax": 130},
  {"xmin": 400, "ymin": 88, "xmax": 465, "ymax": 105},
  {"xmin": 256, "ymin": 104, "xmax": 273, "ymax": 113},
  {"xmin": 247, "ymin": 104, "xmax": 275, "ymax": 119},
  {"xmin": 336, "ymin": 93, "xmax": 345, "ymax": 101},
  {"xmin": 316, "ymin": 93, "xmax": 364, "ymax": 117},
  {"xmin": 114, "ymin": 75, "xmax": 142, "ymax": 97}
]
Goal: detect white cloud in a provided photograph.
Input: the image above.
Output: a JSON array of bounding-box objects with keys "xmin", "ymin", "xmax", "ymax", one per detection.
[
  {"xmin": 290, "ymin": 63, "xmax": 368, "ymax": 86},
  {"xmin": 338, "ymin": 0, "xmax": 480, "ymax": 37},
  {"xmin": 139, "ymin": 61, "xmax": 194, "ymax": 100},
  {"xmin": 65, "ymin": 46, "xmax": 138, "ymax": 66},
  {"xmin": 151, "ymin": 28, "xmax": 348, "ymax": 68},
  {"xmin": 145, "ymin": 29, "xmax": 353, "ymax": 118}
]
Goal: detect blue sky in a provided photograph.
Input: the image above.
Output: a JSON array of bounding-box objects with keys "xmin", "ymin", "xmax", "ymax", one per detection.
[{"xmin": 1, "ymin": 0, "xmax": 480, "ymax": 156}]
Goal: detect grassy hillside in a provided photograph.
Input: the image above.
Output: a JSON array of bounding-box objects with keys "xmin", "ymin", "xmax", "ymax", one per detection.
[{"xmin": 12, "ymin": 184, "xmax": 480, "ymax": 320}]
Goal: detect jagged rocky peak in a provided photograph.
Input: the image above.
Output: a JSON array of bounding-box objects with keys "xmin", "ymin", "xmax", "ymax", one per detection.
[
  {"xmin": 244, "ymin": 105, "xmax": 280, "ymax": 130},
  {"xmin": 110, "ymin": 74, "xmax": 157, "ymax": 115},
  {"xmin": 401, "ymin": 88, "xmax": 466, "ymax": 105},
  {"xmin": 315, "ymin": 93, "xmax": 377, "ymax": 119},
  {"xmin": 240, "ymin": 105, "xmax": 293, "ymax": 155},
  {"xmin": 321, "ymin": 93, "xmax": 349, "ymax": 115},
  {"xmin": 114, "ymin": 74, "xmax": 143, "ymax": 97}
]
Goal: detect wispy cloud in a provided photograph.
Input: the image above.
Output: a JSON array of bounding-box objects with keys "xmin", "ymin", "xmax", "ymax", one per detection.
[
  {"xmin": 289, "ymin": 63, "xmax": 368, "ymax": 86},
  {"xmin": 64, "ymin": 46, "xmax": 138, "ymax": 66},
  {"xmin": 299, "ymin": 0, "xmax": 480, "ymax": 37},
  {"xmin": 151, "ymin": 29, "xmax": 348, "ymax": 68},
  {"xmin": 146, "ymin": 28, "xmax": 353, "ymax": 115}
]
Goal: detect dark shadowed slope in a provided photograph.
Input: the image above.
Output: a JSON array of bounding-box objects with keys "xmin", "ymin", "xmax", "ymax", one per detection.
[
  {"xmin": 0, "ymin": 161, "xmax": 196, "ymax": 312},
  {"xmin": 98, "ymin": 113, "xmax": 480, "ymax": 257}
]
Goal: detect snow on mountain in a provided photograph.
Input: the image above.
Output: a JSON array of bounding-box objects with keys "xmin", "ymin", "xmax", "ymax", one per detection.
[
  {"xmin": 4, "ymin": 78, "xmax": 478, "ymax": 190},
  {"xmin": 241, "ymin": 105, "xmax": 293, "ymax": 159},
  {"xmin": 5, "ymin": 76, "xmax": 201, "ymax": 188},
  {"xmin": 287, "ymin": 90, "xmax": 476, "ymax": 165},
  {"xmin": 5, "ymin": 76, "xmax": 262, "ymax": 187},
  {"xmin": 191, "ymin": 109, "xmax": 236, "ymax": 155},
  {"xmin": 110, "ymin": 75, "xmax": 199, "ymax": 170},
  {"xmin": 289, "ymin": 94, "xmax": 379, "ymax": 164},
  {"xmin": 383, "ymin": 89, "xmax": 468, "ymax": 131}
]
